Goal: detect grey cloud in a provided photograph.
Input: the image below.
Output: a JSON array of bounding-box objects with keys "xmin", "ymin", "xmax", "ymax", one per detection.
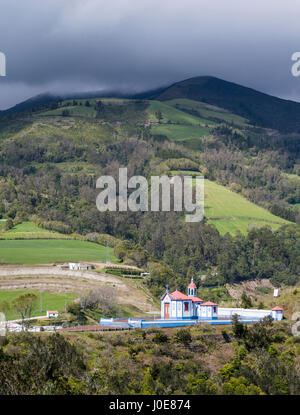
[{"xmin": 1, "ymin": 0, "xmax": 300, "ymax": 109}]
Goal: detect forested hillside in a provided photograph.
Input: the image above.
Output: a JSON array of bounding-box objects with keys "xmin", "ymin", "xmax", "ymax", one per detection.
[{"xmin": 0, "ymin": 85, "xmax": 299, "ymax": 296}]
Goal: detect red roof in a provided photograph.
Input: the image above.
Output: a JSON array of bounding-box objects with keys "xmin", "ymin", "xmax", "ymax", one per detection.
[
  {"xmin": 272, "ymin": 306, "xmax": 283, "ymax": 311},
  {"xmin": 201, "ymin": 301, "xmax": 218, "ymax": 306},
  {"xmin": 188, "ymin": 282, "xmax": 196, "ymax": 288},
  {"xmin": 170, "ymin": 290, "xmax": 190, "ymax": 300},
  {"xmin": 191, "ymin": 296, "xmax": 203, "ymax": 303}
]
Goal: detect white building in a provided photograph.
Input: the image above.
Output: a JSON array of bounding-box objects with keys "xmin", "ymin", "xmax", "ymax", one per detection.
[
  {"xmin": 160, "ymin": 279, "xmax": 283, "ymax": 321},
  {"xmin": 69, "ymin": 262, "xmax": 80, "ymax": 270},
  {"xmin": 271, "ymin": 306, "xmax": 284, "ymax": 320},
  {"xmin": 160, "ymin": 279, "xmax": 218, "ymax": 320},
  {"xmin": 47, "ymin": 311, "xmax": 59, "ymax": 318}
]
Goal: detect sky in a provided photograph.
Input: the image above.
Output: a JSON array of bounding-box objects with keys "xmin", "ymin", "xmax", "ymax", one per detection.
[{"xmin": 0, "ymin": 0, "xmax": 300, "ymax": 110}]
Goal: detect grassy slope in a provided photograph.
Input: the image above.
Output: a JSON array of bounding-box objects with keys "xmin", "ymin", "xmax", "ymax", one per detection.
[
  {"xmin": 147, "ymin": 100, "xmax": 213, "ymax": 125},
  {"xmin": 147, "ymin": 98, "xmax": 249, "ymax": 146},
  {"xmin": 0, "ymin": 239, "xmax": 117, "ymax": 264},
  {"xmin": 165, "ymin": 98, "xmax": 249, "ymax": 127},
  {"xmin": 151, "ymin": 75, "xmax": 300, "ymax": 132},
  {"xmin": 150, "ymin": 123, "xmax": 210, "ymax": 141},
  {"xmin": 147, "ymin": 100, "xmax": 212, "ymax": 146},
  {"xmin": 205, "ymin": 180, "xmax": 290, "ymax": 234},
  {"xmin": 16, "ymin": 117, "xmax": 114, "ymax": 145},
  {"xmin": 0, "ymin": 221, "xmax": 64, "ymax": 240},
  {"xmin": 0, "ymin": 289, "xmax": 76, "ymax": 320},
  {"xmin": 171, "ymin": 171, "xmax": 290, "ymax": 234}
]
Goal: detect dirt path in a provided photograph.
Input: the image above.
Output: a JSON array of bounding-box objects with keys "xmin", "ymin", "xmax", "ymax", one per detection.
[
  {"xmin": 0, "ymin": 266, "xmax": 124, "ymax": 286},
  {"xmin": 0, "ymin": 266, "xmax": 157, "ymax": 313}
]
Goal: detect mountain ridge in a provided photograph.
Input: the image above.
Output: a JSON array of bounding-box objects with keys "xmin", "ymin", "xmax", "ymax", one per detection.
[{"xmin": 2, "ymin": 75, "xmax": 300, "ymax": 132}]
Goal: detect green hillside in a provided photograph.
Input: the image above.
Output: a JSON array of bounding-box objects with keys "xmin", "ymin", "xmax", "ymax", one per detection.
[
  {"xmin": 0, "ymin": 221, "xmax": 65, "ymax": 240},
  {"xmin": 150, "ymin": 123, "xmax": 210, "ymax": 147},
  {"xmin": 205, "ymin": 179, "xmax": 289, "ymax": 235},
  {"xmin": 149, "ymin": 76, "xmax": 300, "ymax": 132},
  {"xmin": 147, "ymin": 100, "xmax": 214, "ymax": 125},
  {"xmin": 166, "ymin": 98, "xmax": 249, "ymax": 127},
  {"xmin": 171, "ymin": 171, "xmax": 290, "ymax": 234}
]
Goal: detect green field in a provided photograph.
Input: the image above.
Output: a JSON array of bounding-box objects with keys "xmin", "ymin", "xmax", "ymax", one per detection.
[
  {"xmin": 0, "ymin": 221, "xmax": 69, "ymax": 240},
  {"xmin": 205, "ymin": 180, "xmax": 290, "ymax": 234},
  {"xmin": 0, "ymin": 239, "xmax": 117, "ymax": 264},
  {"xmin": 166, "ymin": 98, "xmax": 249, "ymax": 127},
  {"xmin": 0, "ymin": 290, "xmax": 77, "ymax": 320},
  {"xmin": 171, "ymin": 171, "xmax": 290, "ymax": 234},
  {"xmin": 151, "ymin": 123, "xmax": 210, "ymax": 143},
  {"xmin": 147, "ymin": 100, "xmax": 213, "ymax": 125},
  {"xmin": 11, "ymin": 117, "xmax": 114, "ymax": 147},
  {"xmin": 42, "ymin": 104, "xmax": 97, "ymax": 118}
]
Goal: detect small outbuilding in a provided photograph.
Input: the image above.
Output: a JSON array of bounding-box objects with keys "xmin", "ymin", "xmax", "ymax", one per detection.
[
  {"xmin": 271, "ymin": 306, "xmax": 284, "ymax": 321},
  {"xmin": 69, "ymin": 263, "xmax": 80, "ymax": 270},
  {"xmin": 47, "ymin": 311, "xmax": 59, "ymax": 318}
]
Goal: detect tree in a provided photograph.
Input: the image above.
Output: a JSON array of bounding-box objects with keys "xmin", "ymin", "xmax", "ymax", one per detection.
[
  {"xmin": 155, "ymin": 110, "xmax": 163, "ymax": 123},
  {"xmin": 95, "ymin": 100, "xmax": 104, "ymax": 112},
  {"xmin": 241, "ymin": 292, "xmax": 252, "ymax": 308},
  {"xmin": 0, "ymin": 300, "xmax": 10, "ymax": 315},
  {"xmin": 4, "ymin": 218, "xmax": 13, "ymax": 231},
  {"xmin": 0, "ymin": 300, "xmax": 9, "ymax": 335},
  {"xmin": 12, "ymin": 293, "xmax": 38, "ymax": 330},
  {"xmin": 232, "ymin": 314, "xmax": 247, "ymax": 340},
  {"xmin": 61, "ymin": 109, "xmax": 70, "ymax": 117}
]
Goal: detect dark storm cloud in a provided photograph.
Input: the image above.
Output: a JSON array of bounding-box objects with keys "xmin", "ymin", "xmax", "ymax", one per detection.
[{"xmin": 1, "ymin": 0, "xmax": 300, "ymax": 109}]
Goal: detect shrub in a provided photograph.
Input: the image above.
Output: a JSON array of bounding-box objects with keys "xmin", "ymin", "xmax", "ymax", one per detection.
[
  {"xmin": 153, "ymin": 331, "xmax": 169, "ymax": 344},
  {"xmin": 174, "ymin": 328, "xmax": 192, "ymax": 345}
]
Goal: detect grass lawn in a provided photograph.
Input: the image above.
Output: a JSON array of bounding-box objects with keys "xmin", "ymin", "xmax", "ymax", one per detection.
[
  {"xmin": 0, "ymin": 290, "xmax": 77, "ymax": 320},
  {"xmin": 0, "ymin": 239, "xmax": 117, "ymax": 264}
]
